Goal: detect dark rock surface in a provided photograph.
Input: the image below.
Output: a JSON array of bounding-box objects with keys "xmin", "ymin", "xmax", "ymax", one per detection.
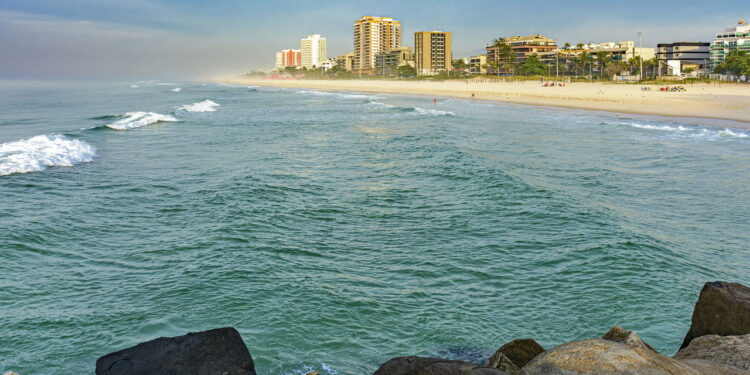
[
  {"xmin": 486, "ymin": 339, "xmax": 544, "ymax": 374},
  {"xmin": 374, "ymin": 356, "xmax": 509, "ymax": 375},
  {"xmin": 681, "ymin": 282, "xmax": 750, "ymax": 350},
  {"xmin": 95, "ymin": 327, "xmax": 256, "ymax": 375},
  {"xmin": 675, "ymin": 334, "xmax": 750, "ymax": 371}
]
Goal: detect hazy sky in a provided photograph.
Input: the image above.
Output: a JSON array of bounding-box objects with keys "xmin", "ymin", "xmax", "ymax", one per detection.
[{"xmin": 1, "ymin": 0, "xmax": 748, "ymax": 80}]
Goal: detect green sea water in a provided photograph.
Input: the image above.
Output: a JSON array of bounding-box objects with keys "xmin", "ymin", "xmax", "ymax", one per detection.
[{"xmin": 1, "ymin": 81, "xmax": 749, "ymax": 374}]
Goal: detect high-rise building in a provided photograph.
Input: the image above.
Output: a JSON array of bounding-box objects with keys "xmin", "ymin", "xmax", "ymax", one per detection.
[
  {"xmin": 275, "ymin": 49, "xmax": 301, "ymax": 69},
  {"xmin": 414, "ymin": 31, "xmax": 452, "ymax": 75},
  {"xmin": 711, "ymin": 21, "xmax": 750, "ymax": 68},
  {"xmin": 300, "ymin": 34, "xmax": 327, "ymax": 69},
  {"xmin": 353, "ymin": 16, "xmax": 402, "ymax": 73}
]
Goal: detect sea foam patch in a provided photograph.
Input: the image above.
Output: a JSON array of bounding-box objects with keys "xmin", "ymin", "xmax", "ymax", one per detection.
[
  {"xmin": 367, "ymin": 101, "xmax": 456, "ymax": 116},
  {"xmin": 620, "ymin": 121, "xmax": 750, "ymax": 139},
  {"xmin": 171, "ymin": 88, "xmax": 182, "ymax": 92},
  {"xmin": 178, "ymin": 100, "xmax": 220, "ymax": 112},
  {"xmin": 107, "ymin": 112, "xmax": 178, "ymax": 130},
  {"xmin": 0, "ymin": 134, "xmax": 96, "ymax": 176}
]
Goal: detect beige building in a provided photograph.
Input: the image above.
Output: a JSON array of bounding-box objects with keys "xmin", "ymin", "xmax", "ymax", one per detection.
[
  {"xmin": 336, "ymin": 53, "xmax": 356, "ymax": 71},
  {"xmin": 414, "ymin": 31, "xmax": 452, "ymax": 75},
  {"xmin": 469, "ymin": 55, "xmax": 487, "ymax": 74},
  {"xmin": 375, "ymin": 46, "xmax": 414, "ymax": 76},
  {"xmin": 300, "ymin": 34, "xmax": 327, "ymax": 69},
  {"xmin": 353, "ymin": 16, "xmax": 402, "ymax": 73}
]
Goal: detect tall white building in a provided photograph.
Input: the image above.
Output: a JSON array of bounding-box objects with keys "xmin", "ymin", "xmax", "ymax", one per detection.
[
  {"xmin": 711, "ymin": 21, "xmax": 750, "ymax": 68},
  {"xmin": 300, "ymin": 34, "xmax": 327, "ymax": 69}
]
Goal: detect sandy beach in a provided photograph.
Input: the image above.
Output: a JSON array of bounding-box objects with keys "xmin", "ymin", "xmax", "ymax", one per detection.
[{"xmin": 218, "ymin": 77, "xmax": 750, "ymax": 127}]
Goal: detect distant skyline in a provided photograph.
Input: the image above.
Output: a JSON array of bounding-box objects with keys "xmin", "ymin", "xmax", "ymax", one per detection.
[{"xmin": 1, "ymin": 0, "xmax": 748, "ymax": 79}]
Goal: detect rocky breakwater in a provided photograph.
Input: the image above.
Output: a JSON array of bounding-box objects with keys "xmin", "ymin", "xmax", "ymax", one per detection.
[{"xmin": 78, "ymin": 281, "xmax": 749, "ymax": 375}]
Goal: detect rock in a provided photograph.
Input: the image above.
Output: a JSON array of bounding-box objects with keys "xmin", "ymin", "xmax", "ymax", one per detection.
[
  {"xmin": 486, "ymin": 339, "xmax": 544, "ymax": 374},
  {"xmin": 675, "ymin": 334, "xmax": 750, "ymax": 371},
  {"xmin": 95, "ymin": 327, "xmax": 256, "ymax": 375},
  {"xmin": 373, "ymin": 356, "xmax": 509, "ymax": 375},
  {"xmin": 3, "ymin": 372, "xmax": 20, "ymax": 375},
  {"xmin": 522, "ymin": 338, "xmax": 746, "ymax": 374},
  {"xmin": 681, "ymin": 282, "xmax": 750, "ymax": 350},
  {"xmin": 601, "ymin": 326, "xmax": 657, "ymax": 352}
]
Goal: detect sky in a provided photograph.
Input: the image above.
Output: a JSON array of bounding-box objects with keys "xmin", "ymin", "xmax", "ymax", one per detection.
[{"xmin": 1, "ymin": 0, "xmax": 748, "ymax": 80}]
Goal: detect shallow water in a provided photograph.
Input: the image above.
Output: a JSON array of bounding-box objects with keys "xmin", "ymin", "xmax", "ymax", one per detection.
[{"xmin": 1, "ymin": 81, "xmax": 749, "ymax": 375}]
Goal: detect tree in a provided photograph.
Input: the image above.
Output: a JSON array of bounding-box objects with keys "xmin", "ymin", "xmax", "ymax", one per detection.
[
  {"xmin": 595, "ymin": 51, "xmax": 612, "ymax": 77},
  {"xmin": 397, "ymin": 65, "xmax": 417, "ymax": 78},
  {"xmin": 453, "ymin": 59, "xmax": 468, "ymax": 69},
  {"xmin": 714, "ymin": 50, "xmax": 750, "ymax": 76},
  {"xmin": 576, "ymin": 43, "xmax": 585, "ymax": 50},
  {"xmin": 564, "ymin": 42, "xmax": 571, "ymax": 49},
  {"xmin": 518, "ymin": 54, "xmax": 547, "ymax": 76},
  {"xmin": 575, "ymin": 51, "xmax": 593, "ymax": 77},
  {"xmin": 491, "ymin": 37, "xmax": 515, "ymax": 75}
]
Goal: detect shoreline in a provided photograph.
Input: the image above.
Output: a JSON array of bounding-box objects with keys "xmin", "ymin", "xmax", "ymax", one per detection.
[{"xmin": 216, "ymin": 77, "xmax": 750, "ymax": 128}]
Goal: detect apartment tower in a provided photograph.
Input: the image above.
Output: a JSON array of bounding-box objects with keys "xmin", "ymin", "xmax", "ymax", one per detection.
[
  {"xmin": 414, "ymin": 31, "xmax": 452, "ymax": 75},
  {"xmin": 275, "ymin": 49, "xmax": 301, "ymax": 69},
  {"xmin": 353, "ymin": 16, "xmax": 402, "ymax": 73},
  {"xmin": 300, "ymin": 34, "xmax": 327, "ymax": 69}
]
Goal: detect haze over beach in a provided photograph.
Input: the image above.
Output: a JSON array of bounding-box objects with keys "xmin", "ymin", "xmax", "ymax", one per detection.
[{"xmin": 2, "ymin": 1, "xmax": 750, "ymax": 375}]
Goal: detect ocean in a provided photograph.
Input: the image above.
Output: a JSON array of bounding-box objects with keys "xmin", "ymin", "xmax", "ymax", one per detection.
[{"xmin": 1, "ymin": 80, "xmax": 749, "ymax": 375}]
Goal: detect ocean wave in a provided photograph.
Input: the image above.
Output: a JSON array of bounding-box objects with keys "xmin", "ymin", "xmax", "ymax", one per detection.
[
  {"xmin": 171, "ymin": 88, "xmax": 182, "ymax": 92},
  {"xmin": 0, "ymin": 134, "xmax": 96, "ymax": 176},
  {"xmin": 130, "ymin": 85, "xmax": 139, "ymax": 88},
  {"xmin": 107, "ymin": 112, "xmax": 178, "ymax": 130},
  {"xmin": 620, "ymin": 122, "xmax": 749, "ymax": 139},
  {"xmin": 622, "ymin": 123, "xmax": 691, "ymax": 132},
  {"xmin": 296, "ymin": 90, "xmax": 380, "ymax": 100},
  {"xmin": 367, "ymin": 101, "xmax": 456, "ymax": 116},
  {"xmin": 178, "ymin": 100, "xmax": 220, "ymax": 112}
]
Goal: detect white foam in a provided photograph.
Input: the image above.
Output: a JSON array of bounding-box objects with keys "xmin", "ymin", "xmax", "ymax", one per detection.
[
  {"xmin": 178, "ymin": 100, "xmax": 220, "ymax": 112},
  {"xmin": 621, "ymin": 122, "xmax": 749, "ymax": 140},
  {"xmin": 297, "ymin": 90, "xmax": 380, "ymax": 100},
  {"xmin": 413, "ymin": 107, "xmax": 456, "ymax": 116},
  {"xmin": 171, "ymin": 87, "xmax": 182, "ymax": 92},
  {"xmin": 368, "ymin": 101, "xmax": 455, "ymax": 116},
  {"xmin": 717, "ymin": 128, "xmax": 749, "ymax": 138},
  {"xmin": 0, "ymin": 135, "xmax": 96, "ymax": 176},
  {"xmin": 130, "ymin": 85, "xmax": 139, "ymax": 88},
  {"xmin": 107, "ymin": 112, "xmax": 178, "ymax": 130},
  {"xmin": 622, "ymin": 123, "xmax": 690, "ymax": 132}
]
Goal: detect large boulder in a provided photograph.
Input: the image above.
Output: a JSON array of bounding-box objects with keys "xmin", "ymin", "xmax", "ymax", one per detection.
[
  {"xmin": 681, "ymin": 282, "xmax": 750, "ymax": 349},
  {"xmin": 600, "ymin": 326, "xmax": 657, "ymax": 352},
  {"xmin": 522, "ymin": 338, "xmax": 746, "ymax": 375},
  {"xmin": 675, "ymin": 334, "xmax": 750, "ymax": 371},
  {"xmin": 95, "ymin": 327, "xmax": 256, "ymax": 375},
  {"xmin": 485, "ymin": 339, "xmax": 544, "ymax": 374},
  {"xmin": 373, "ymin": 356, "xmax": 509, "ymax": 375}
]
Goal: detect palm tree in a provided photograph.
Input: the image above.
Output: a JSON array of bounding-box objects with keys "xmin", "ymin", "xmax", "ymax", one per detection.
[{"xmin": 595, "ymin": 51, "xmax": 612, "ymax": 78}]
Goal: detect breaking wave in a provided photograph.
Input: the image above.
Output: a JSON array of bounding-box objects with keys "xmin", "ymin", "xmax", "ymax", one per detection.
[
  {"xmin": 0, "ymin": 134, "xmax": 96, "ymax": 176},
  {"xmin": 171, "ymin": 88, "xmax": 182, "ymax": 92},
  {"xmin": 620, "ymin": 122, "xmax": 750, "ymax": 139},
  {"xmin": 367, "ymin": 101, "xmax": 456, "ymax": 116},
  {"xmin": 296, "ymin": 90, "xmax": 380, "ymax": 100},
  {"xmin": 106, "ymin": 112, "xmax": 178, "ymax": 130},
  {"xmin": 178, "ymin": 100, "xmax": 220, "ymax": 112}
]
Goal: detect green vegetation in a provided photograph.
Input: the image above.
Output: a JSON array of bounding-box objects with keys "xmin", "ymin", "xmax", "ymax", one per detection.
[
  {"xmin": 518, "ymin": 54, "xmax": 547, "ymax": 76},
  {"xmin": 489, "ymin": 37, "xmax": 514, "ymax": 75},
  {"xmin": 452, "ymin": 59, "xmax": 468, "ymax": 69},
  {"xmin": 398, "ymin": 65, "xmax": 417, "ymax": 78},
  {"xmin": 714, "ymin": 50, "xmax": 750, "ymax": 76}
]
